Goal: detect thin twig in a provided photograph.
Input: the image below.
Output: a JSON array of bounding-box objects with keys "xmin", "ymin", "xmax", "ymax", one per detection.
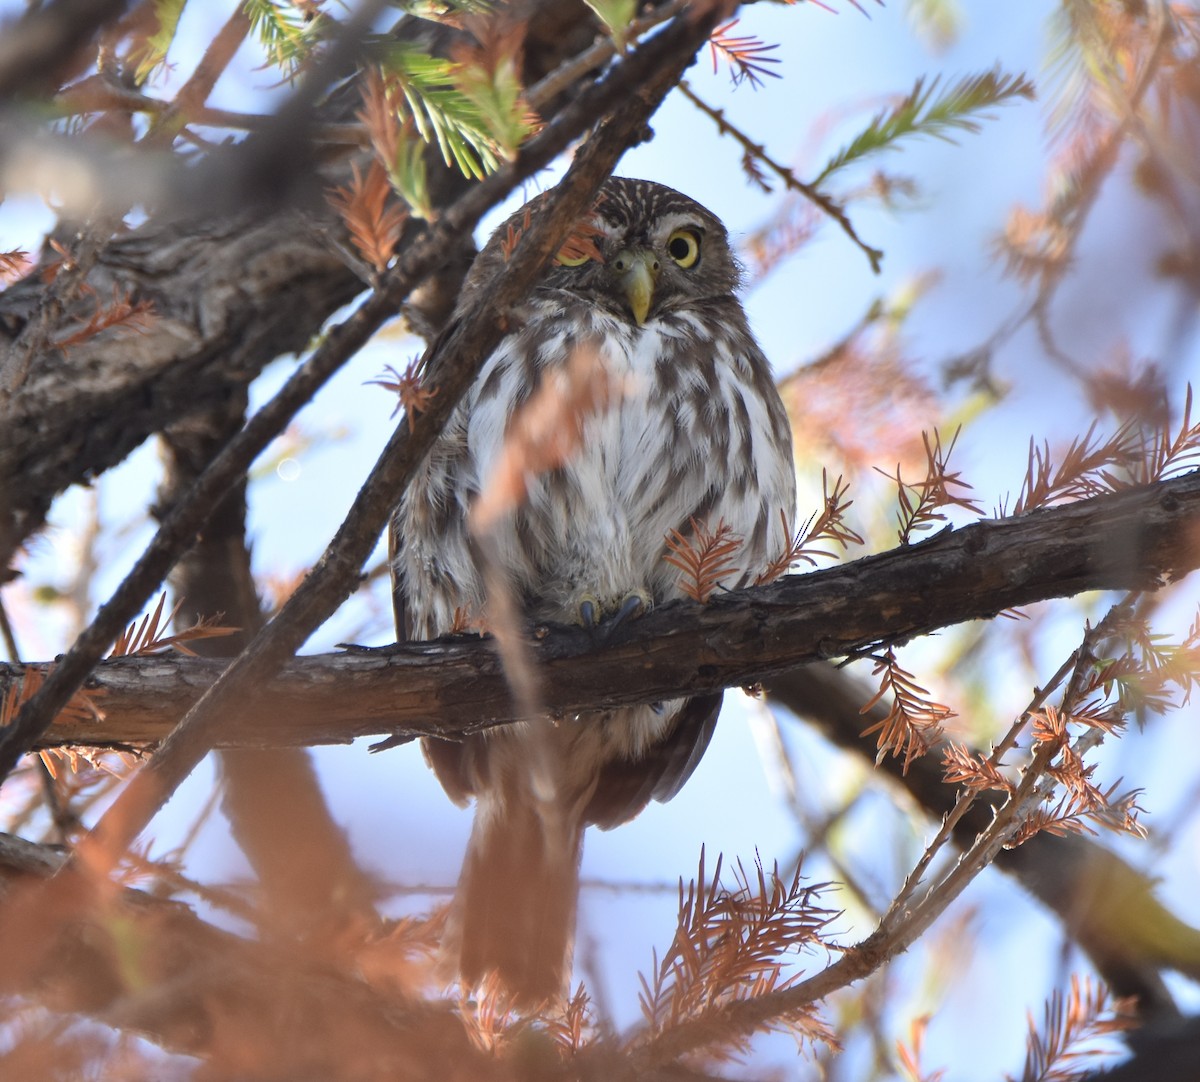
[
  {"xmin": 678, "ymin": 80, "xmax": 883, "ymax": 272},
  {"xmin": 524, "ymin": 0, "xmax": 689, "ymax": 109},
  {"xmin": 634, "ymin": 602, "xmax": 1140, "ymax": 1065},
  {"xmin": 0, "ymin": 0, "xmax": 127, "ymax": 99},
  {"xmin": 1006, "ymin": 4, "xmax": 1173, "ymax": 375},
  {"xmin": 142, "ymin": 5, "xmax": 254, "ymax": 147}
]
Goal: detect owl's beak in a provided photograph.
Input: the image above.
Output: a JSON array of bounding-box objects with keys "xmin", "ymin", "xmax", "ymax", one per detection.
[{"xmin": 614, "ymin": 249, "xmax": 659, "ymax": 326}]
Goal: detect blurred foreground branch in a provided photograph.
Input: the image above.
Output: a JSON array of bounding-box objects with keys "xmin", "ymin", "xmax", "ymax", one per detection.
[{"xmin": 0, "ymin": 833, "xmax": 496, "ymax": 1077}]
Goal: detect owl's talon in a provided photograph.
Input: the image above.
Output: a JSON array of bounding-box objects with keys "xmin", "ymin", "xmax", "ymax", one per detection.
[
  {"xmin": 611, "ymin": 589, "xmax": 651, "ymax": 628},
  {"xmin": 577, "ymin": 595, "xmax": 601, "ymax": 629}
]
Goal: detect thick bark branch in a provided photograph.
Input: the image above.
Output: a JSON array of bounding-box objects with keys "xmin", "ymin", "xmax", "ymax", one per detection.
[
  {"xmin": 17, "ymin": 471, "xmax": 1199, "ymax": 750},
  {"xmin": 0, "ymin": 0, "xmax": 130, "ymax": 98},
  {"xmin": 0, "ymin": 0, "xmax": 602, "ymax": 569},
  {"xmin": 0, "ymin": 213, "xmax": 362, "ymax": 555}
]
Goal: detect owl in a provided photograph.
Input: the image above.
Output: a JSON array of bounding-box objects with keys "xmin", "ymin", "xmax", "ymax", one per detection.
[{"xmin": 391, "ymin": 177, "xmax": 796, "ymax": 1004}]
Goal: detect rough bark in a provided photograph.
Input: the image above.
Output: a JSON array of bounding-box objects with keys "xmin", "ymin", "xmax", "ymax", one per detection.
[
  {"xmin": 0, "ymin": 209, "xmax": 364, "ymax": 566},
  {"xmin": 12, "ymin": 470, "xmax": 1197, "ymax": 749},
  {"xmin": 0, "ymin": 0, "xmax": 602, "ymax": 571}
]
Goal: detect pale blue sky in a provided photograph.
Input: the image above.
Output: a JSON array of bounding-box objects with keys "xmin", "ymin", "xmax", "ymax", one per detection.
[{"xmin": 3, "ymin": 2, "xmax": 1198, "ymax": 1076}]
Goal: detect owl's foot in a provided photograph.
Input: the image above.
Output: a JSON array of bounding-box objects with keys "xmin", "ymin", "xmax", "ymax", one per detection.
[{"xmin": 573, "ymin": 589, "xmax": 651, "ymax": 630}]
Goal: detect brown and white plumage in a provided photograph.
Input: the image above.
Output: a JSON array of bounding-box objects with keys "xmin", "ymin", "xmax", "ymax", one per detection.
[{"xmin": 391, "ymin": 177, "xmax": 795, "ymax": 1003}]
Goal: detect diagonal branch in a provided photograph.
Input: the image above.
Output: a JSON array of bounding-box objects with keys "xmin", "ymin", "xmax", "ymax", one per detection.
[
  {"xmin": 0, "ymin": 0, "xmax": 129, "ymax": 98},
  {"xmin": 0, "ymin": 2, "xmax": 727, "ymax": 789},
  {"xmin": 65, "ymin": 0, "xmax": 730, "ymax": 878},
  {"xmin": 0, "ymin": 0, "xmax": 608, "ymax": 570}
]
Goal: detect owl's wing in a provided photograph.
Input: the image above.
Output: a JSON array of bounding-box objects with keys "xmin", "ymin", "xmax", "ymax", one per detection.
[
  {"xmin": 583, "ymin": 693, "xmax": 723, "ymax": 830},
  {"xmin": 387, "ymin": 511, "xmax": 412, "ymax": 644},
  {"xmin": 393, "ymin": 504, "xmax": 478, "ymax": 802}
]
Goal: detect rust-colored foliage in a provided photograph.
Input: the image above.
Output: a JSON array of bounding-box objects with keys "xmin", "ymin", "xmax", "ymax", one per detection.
[
  {"xmin": 449, "ymin": 15, "xmax": 541, "ymax": 158},
  {"xmin": 881, "ymin": 427, "xmax": 982, "ymax": 544},
  {"xmin": 755, "ymin": 470, "xmax": 863, "ymax": 585},
  {"xmin": 1139, "ymin": 382, "xmax": 1200, "ymax": 484},
  {"xmin": 1014, "ymin": 974, "xmax": 1137, "ymax": 1082},
  {"xmin": 895, "ymin": 1014, "xmax": 946, "ymax": 1082},
  {"xmin": 1008, "ymin": 421, "xmax": 1140, "ymax": 515},
  {"xmin": 257, "ymin": 567, "xmax": 307, "ymax": 615},
  {"xmin": 111, "ymin": 592, "xmax": 238, "ymax": 658},
  {"xmin": 940, "ymin": 743, "xmax": 1016, "ymax": 796},
  {"xmin": 0, "ymin": 248, "xmax": 29, "ymax": 284},
  {"xmin": 637, "ymin": 849, "xmax": 838, "ymax": 1058},
  {"xmin": 742, "ymin": 196, "xmax": 822, "ymax": 276},
  {"xmin": 861, "ymin": 648, "xmax": 956, "ymax": 772},
  {"xmin": 997, "ymin": 204, "xmax": 1073, "ymax": 284},
  {"xmin": 779, "ymin": 330, "xmax": 939, "ymax": 474},
  {"xmin": 368, "ymin": 359, "xmax": 439, "ymax": 429},
  {"xmin": 708, "ymin": 20, "xmax": 781, "ymax": 89},
  {"xmin": 40, "ymin": 238, "xmax": 76, "ymax": 284},
  {"xmin": 500, "ymin": 207, "xmax": 532, "ymax": 261},
  {"xmin": 7, "ymin": 0, "xmax": 1200, "ymax": 1077},
  {"xmin": 2, "ymin": 666, "xmax": 102, "ymax": 732},
  {"xmin": 553, "ymin": 215, "xmax": 606, "ymax": 266},
  {"xmin": 1012, "ymin": 781, "xmax": 1145, "ymax": 846},
  {"xmin": 664, "ymin": 517, "xmax": 744, "ymax": 603},
  {"xmin": 56, "ymin": 285, "xmax": 156, "ymax": 353},
  {"xmin": 545, "ymin": 983, "xmax": 594, "ymax": 1057},
  {"xmin": 1096, "ymin": 608, "xmax": 1200, "ymax": 714},
  {"xmin": 995, "ymin": 1, "xmax": 1173, "ymax": 295},
  {"xmin": 458, "ymin": 971, "xmax": 522, "ymax": 1054},
  {"xmin": 326, "ymin": 159, "xmax": 409, "ymax": 274},
  {"xmin": 355, "ymin": 909, "xmax": 447, "ymax": 1000},
  {"xmin": 358, "ymin": 66, "xmax": 402, "ymax": 166},
  {"xmin": 1, "ymin": 667, "xmax": 107, "ymax": 784},
  {"xmin": 449, "ymin": 604, "xmax": 487, "ymax": 636},
  {"xmin": 533, "ymin": 192, "xmax": 607, "ymax": 267}
]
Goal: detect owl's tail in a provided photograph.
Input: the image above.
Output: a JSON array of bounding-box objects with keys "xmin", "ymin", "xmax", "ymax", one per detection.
[{"xmin": 448, "ymin": 791, "xmax": 584, "ymax": 1005}]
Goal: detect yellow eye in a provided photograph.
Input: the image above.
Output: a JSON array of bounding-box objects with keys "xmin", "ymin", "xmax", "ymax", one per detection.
[
  {"xmin": 555, "ymin": 249, "xmax": 591, "ymax": 267},
  {"xmin": 666, "ymin": 229, "xmax": 700, "ymax": 268}
]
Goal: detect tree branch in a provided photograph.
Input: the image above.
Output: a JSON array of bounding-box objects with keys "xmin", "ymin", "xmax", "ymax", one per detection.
[
  {"xmin": 0, "ymin": 0, "xmax": 129, "ymax": 99},
  {"xmin": 0, "ymin": 0, "xmax": 724, "ymax": 785},
  {"xmin": 767, "ymin": 666, "xmax": 1190, "ymax": 1017},
  {"xmin": 0, "ymin": 0, "xmax": 607, "ymax": 569},
  {"xmin": 61, "ymin": 0, "xmax": 728, "ymax": 881},
  {"xmin": 15, "ymin": 471, "xmax": 1199, "ymax": 750}
]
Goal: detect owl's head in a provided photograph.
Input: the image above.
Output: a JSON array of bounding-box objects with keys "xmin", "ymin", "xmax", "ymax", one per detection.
[{"xmin": 471, "ymin": 177, "xmax": 743, "ymax": 326}]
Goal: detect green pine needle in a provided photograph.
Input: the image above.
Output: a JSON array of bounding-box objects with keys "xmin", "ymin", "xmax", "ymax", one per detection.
[
  {"xmin": 375, "ymin": 42, "xmax": 531, "ymax": 180},
  {"xmin": 245, "ymin": 0, "xmax": 320, "ymax": 74},
  {"xmin": 131, "ymin": 0, "xmax": 187, "ymax": 86},
  {"xmin": 583, "ymin": 0, "xmax": 637, "ymax": 47},
  {"xmin": 388, "ymin": 127, "xmax": 434, "ymax": 221},
  {"xmin": 813, "ymin": 68, "xmax": 1036, "ymax": 188}
]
